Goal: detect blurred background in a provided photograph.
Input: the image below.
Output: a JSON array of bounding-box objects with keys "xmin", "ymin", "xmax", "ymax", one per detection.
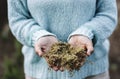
[{"xmin": 0, "ymin": 0, "xmax": 120, "ymax": 79}]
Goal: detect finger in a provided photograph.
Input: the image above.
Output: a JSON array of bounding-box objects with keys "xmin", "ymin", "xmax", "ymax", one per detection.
[
  {"xmin": 60, "ymin": 67, "xmax": 64, "ymax": 72},
  {"xmin": 44, "ymin": 46, "xmax": 50, "ymax": 53},
  {"xmin": 41, "ymin": 46, "xmax": 47, "ymax": 53},
  {"xmin": 53, "ymin": 66, "xmax": 59, "ymax": 71},
  {"xmin": 78, "ymin": 44, "xmax": 86, "ymax": 50},
  {"xmin": 86, "ymin": 44, "xmax": 94, "ymax": 56},
  {"xmin": 35, "ymin": 45, "xmax": 43, "ymax": 56}
]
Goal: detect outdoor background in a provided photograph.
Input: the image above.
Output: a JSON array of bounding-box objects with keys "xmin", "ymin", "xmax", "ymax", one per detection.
[{"xmin": 0, "ymin": 0, "xmax": 120, "ymax": 79}]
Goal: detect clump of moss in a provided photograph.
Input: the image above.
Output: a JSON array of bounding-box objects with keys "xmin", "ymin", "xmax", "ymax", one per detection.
[{"xmin": 43, "ymin": 42, "xmax": 87, "ymax": 72}]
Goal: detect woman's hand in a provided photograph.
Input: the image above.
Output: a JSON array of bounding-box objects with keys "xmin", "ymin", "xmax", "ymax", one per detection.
[
  {"xmin": 34, "ymin": 36, "xmax": 58, "ymax": 56},
  {"xmin": 34, "ymin": 36, "xmax": 63, "ymax": 71},
  {"xmin": 68, "ymin": 35, "xmax": 94, "ymax": 56}
]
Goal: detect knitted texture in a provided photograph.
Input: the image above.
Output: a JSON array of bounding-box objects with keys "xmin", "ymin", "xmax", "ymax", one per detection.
[{"xmin": 8, "ymin": 0, "xmax": 117, "ymax": 79}]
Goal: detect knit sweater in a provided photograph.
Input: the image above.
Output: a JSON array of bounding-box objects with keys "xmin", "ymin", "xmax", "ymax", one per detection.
[{"xmin": 8, "ymin": 0, "xmax": 118, "ymax": 79}]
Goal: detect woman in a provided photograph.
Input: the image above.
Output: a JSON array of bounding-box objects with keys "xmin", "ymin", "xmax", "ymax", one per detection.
[{"xmin": 8, "ymin": 0, "xmax": 118, "ymax": 79}]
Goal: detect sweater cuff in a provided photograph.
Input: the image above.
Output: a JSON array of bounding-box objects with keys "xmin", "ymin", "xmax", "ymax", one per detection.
[
  {"xmin": 68, "ymin": 27, "xmax": 94, "ymax": 41},
  {"xmin": 32, "ymin": 30, "xmax": 56, "ymax": 46}
]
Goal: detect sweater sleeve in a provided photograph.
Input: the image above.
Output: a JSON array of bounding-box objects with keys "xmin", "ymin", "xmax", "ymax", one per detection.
[
  {"xmin": 68, "ymin": 0, "xmax": 118, "ymax": 44},
  {"xmin": 8, "ymin": 0, "xmax": 56, "ymax": 46}
]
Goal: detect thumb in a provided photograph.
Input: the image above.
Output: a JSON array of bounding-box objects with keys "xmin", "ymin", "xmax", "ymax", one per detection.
[
  {"xmin": 35, "ymin": 45, "xmax": 44, "ymax": 56},
  {"xmin": 86, "ymin": 45, "xmax": 94, "ymax": 56}
]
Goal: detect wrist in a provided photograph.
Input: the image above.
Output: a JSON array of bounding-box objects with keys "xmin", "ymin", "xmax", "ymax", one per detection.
[{"xmin": 69, "ymin": 34, "xmax": 90, "ymax": 40}]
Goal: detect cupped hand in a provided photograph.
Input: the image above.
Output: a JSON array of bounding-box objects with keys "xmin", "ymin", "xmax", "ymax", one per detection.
[
  {"xmin": 34, "ymin": 35, "xmax": 63, "ymax": 71},
  {"xmin": 68, "ymin": 35, "xmax": 94, "ymax": 56},
  {"xmin": 34, "ymin": 36, "xmax": 58, "ymax": 56}
]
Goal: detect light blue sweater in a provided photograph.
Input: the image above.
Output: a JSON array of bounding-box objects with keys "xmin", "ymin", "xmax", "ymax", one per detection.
[{"xmin": 8, "ymin": 0, "xmax": 118, "ymax": 79}]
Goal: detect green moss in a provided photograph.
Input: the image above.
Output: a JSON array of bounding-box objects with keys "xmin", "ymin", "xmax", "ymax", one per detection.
[{"xmin": 43, "ymin": 42, "xmax": 87, "ymax": 72}]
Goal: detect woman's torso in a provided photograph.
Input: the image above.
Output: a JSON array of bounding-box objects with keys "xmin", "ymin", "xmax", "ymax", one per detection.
[{"xmin": 27, "ymin": 0, "xmax": 96, "ymax": 41}]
